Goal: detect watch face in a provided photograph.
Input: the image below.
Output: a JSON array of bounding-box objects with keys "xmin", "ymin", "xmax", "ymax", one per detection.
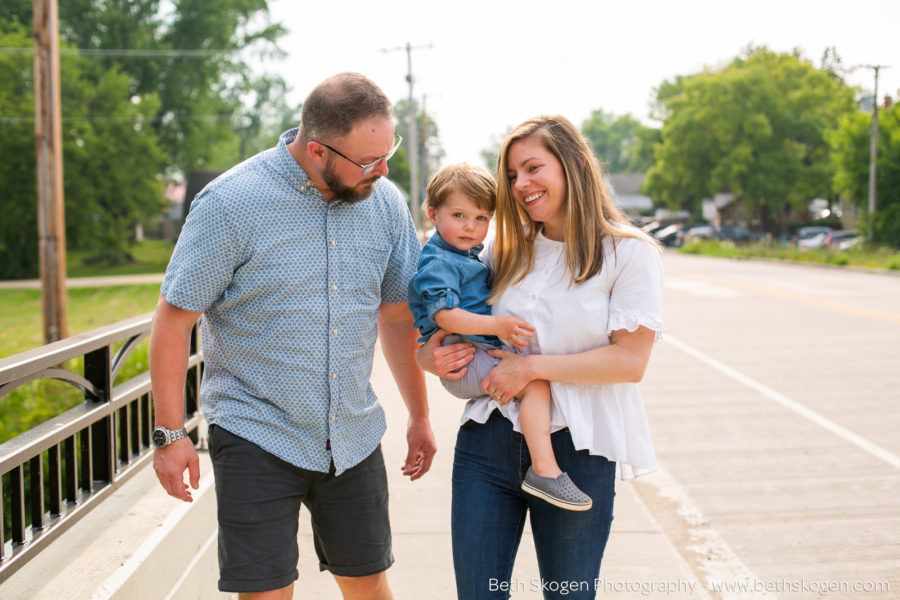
[{"xmin": 152, "ymin": 428, "xmax": 168, "ymax": 447}]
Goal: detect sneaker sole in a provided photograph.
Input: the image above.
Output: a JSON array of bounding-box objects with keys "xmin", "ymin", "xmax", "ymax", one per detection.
[{"xmin": 521, "ymin": 481, "xmax": 593, "ymax": 512}]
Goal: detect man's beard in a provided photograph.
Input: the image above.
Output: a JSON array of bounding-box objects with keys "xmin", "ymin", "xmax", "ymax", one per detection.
[{"xmin": 322, "ymin": 158, "xmax": 379, "ymax": 203}]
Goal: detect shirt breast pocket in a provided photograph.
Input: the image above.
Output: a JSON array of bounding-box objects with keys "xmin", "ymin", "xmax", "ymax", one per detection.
[{"xmin": 342, "ymin": 243, "xmax": 391, "ymax": 301}]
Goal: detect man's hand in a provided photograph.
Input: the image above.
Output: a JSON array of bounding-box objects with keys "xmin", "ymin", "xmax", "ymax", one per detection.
[
  {"xmin": 416, "ymin": 329, "xmax": 475, "ymax": 379},
  {"xmin": 377, "ymin": 301, "xmax": 437, "ymax": 481},
  {"xmin": 401, "ymin": 416, "xmax": 437, "ymax": 481},
  {"xmin": 493, "ymin": 316, "xmax": 535, "ymax": 348},
  {"xmin": 153, "ymin": 438, "xmax": 200, "ymax": 502}
]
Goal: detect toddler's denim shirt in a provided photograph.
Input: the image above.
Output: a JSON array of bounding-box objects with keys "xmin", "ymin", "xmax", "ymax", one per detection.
[{"xmin": 407, "ymin": 231, "xmax": 501, "ymax": 347}]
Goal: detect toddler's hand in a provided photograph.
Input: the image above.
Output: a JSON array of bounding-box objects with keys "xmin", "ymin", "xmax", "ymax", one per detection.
[{"xmin": 495, "ymin": 316, "xmax": 535, "ymax": 348}]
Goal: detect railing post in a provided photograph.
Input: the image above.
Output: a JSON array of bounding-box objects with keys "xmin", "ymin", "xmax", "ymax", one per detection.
[
  {"xmin": 10, "ymin": 465, "xmax": 26, "ymax": 545},
  {"xmin": 85, "ymin": 346, "xmax": 114, "ymax": 485},
  {"xmin": 48, "ymin": 444, "xmax": 62, "ymax": 516},
  {"xmin": 140, "ymin": 393, "xmax": 151, "ymax": 449},
  {"xmin": 0, "ymin": 474, "xmax": 5, "ymax": 560},
  {"xmin": 29, "ymin": 455, "xmax": 45, "ymax": 531},
  {"xmin": 80, "ymin": 427, "xmax": 92, "ymax": 494},
  {"xmin": 64, "ymin": 436, "xmax": 77, "ymax": 503}
]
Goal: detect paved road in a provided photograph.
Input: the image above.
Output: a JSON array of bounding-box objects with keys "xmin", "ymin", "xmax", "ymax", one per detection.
[{"xmin": 634, "ymin": 251, "xmax": 900, "ymax": 599}]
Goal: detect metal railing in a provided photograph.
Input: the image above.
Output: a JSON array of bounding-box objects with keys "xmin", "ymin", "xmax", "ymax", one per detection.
[{"xmin": 0, "ymin": 313, "xmax": 202, "ymax": 582}]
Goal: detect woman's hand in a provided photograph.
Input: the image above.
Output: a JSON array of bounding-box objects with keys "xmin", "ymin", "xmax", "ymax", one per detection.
[
  {"xmin": 415, "ymin": 329, "xmax": 476, "ymax": 379},
  {"xmin": 481, "ymin": 349, "xmax": 535, "ymax": 403}
]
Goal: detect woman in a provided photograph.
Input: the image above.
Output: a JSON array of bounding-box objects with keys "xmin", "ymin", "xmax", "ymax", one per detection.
[{"xmin": 418, "ymin": 115, "xmax": 665, "ymax": 599}]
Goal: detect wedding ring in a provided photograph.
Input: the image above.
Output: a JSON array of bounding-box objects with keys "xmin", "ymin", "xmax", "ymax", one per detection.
[{"xmin": 492, "ymin": 392, "xmax": 502, "ymax": 400}]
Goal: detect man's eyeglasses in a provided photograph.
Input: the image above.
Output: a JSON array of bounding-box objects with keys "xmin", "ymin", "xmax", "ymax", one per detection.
[{"xmin": 316, "ymin": 133, "xmax": 403, "ymax": 176}]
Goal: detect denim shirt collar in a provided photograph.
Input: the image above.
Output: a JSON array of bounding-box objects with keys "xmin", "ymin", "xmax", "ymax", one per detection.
[{"xmin": 429, "ymin": 231, "xmax": 484, "ymax": 259}]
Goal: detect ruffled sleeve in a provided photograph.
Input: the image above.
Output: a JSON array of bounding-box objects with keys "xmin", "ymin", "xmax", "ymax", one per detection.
[{"xmin": 607, "ymin": 236, "xmax": 666, "ymax": 342}]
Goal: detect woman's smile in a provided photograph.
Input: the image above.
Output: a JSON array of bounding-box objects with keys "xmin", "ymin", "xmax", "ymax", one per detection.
[{"xmin": 506, "ymin": 135, "xmax": 568, "ymax": 240}]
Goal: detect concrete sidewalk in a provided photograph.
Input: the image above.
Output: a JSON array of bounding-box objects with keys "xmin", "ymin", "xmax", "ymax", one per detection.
[
  {"xmin": 0, "ymin": 273, "xmax": 166, "ymax": 289},
  {"xmin": 292, "ymin": 342, "xmax": 709, "ymax": 599}
]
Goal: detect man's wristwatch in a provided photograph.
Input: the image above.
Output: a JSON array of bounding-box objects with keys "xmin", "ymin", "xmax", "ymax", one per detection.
[{"xmin": 152, "ymin": 425, "xmax": 188, "ymax": 448}]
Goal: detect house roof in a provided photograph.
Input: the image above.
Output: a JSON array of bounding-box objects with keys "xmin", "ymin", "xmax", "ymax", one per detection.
[
  {"xmin": 608, "ymin": 173, "xmax": 645, "ymax": 195},
  {"xmin": 608, "ymin": 173, "xmax": 652, "ymax": 211}
]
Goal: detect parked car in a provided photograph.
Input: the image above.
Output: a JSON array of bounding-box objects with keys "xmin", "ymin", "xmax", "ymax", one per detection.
[
  {"xmin": 823, "ymin": 230, "xmax": 862, "ymax": 251},
  {"xmin": 652, "ymin": 223, "xmax": 685, "ymax": 247},
  {"xmin": 796, "ymin": 226, "xmax": 832, "ymax": 250},
  {"xmin": 683, "ymin": 224, "xmax": 716, "ymax": 241},
  {"xmin": 716, "ymin": 225, "xmax": 765, "ymax": 243}
]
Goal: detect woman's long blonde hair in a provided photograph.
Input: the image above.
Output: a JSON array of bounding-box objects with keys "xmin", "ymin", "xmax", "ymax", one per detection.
[{"xmin": 488, "ymin": 115, "xmax": 654, "ymax": 304}]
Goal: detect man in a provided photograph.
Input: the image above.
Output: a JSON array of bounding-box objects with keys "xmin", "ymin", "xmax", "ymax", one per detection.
[{"xmin": 150, "ymin": 72, "xmax": 436, "ymax": 600}]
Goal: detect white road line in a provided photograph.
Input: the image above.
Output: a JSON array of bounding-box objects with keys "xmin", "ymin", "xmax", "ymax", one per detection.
[
  {"xmin": 89, "ymin": 471, "xmax": 216, "ymax": 600},
  {"xmin": 163, "ymin": 528, "xmax": 218, "ymax": 600},
  {"xmin": 640, "ymin": 469, "xmax": 774, "ymax": 600},
  {"xmin": 664, "ymin": 276, "xmax": 741, "ymax": 298},
  {"xmin": 667, "ymin": 335, "xmax": 900, "ymax": 471}
]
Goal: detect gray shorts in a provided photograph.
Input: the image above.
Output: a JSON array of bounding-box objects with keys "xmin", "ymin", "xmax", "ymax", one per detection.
[
  {"xmin": 208, "ymin": 425, "xmax": 392, "ymax": 593},
  {"xmin": 440, "ymin": 335, "xmax": 516, "ymax": 400}
]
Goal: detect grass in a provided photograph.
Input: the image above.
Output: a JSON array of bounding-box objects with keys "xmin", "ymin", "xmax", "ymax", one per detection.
[
  {"xmin": 0, "ymin": 284, "xmax": 163, "ymax": 358},
  {"xmin": 679, "ymin": 239, "xmax": 900, "ymax": 270},
  {"xmin": 0, "ymin": 284, "xmax": 162, "ymax": 443},
  {"xmin": 66, "ymin": 239, "xmax": 175, "ymax": 278}
]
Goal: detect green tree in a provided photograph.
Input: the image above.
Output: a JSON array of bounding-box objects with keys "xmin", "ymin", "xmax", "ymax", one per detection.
[
  {"xmin": 645, "ymin": 47, "xmax": 856, "ymax": 231},
  {"xmin": 7, "ymin": 0, "xmax": 286, "ymax": 177},
  {"xmin": 234, "ymin": 76, "xmax": 301, "ymax": 162},
  {"xmin": 0, "ymin": 27, "xmax": 167, "ymax": 275},
  {"xmin": 0, "ymin": 28, "xmax": 39, "ymax": 278},
  {"xmin": 581, "ymin": 110, "xmax": 658, "ymax": 172},
  {"xmin": 830, "ymin": 102, "xmax": 900, "ymax": 246}
]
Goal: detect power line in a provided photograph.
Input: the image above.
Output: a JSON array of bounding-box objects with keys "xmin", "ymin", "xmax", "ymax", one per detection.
[
  {"xmin": 0, "ymin": 113, "xmax": 236, "ymax": 124},
  {"xmin": 0, "ymin": 47, "xmax": 233, "ymax": 57}
]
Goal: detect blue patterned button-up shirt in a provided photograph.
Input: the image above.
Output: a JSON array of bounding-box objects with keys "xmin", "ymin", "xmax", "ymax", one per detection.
[{"xmin": 161, "ymin": 128, "xmax": 421, "ymax": 475}]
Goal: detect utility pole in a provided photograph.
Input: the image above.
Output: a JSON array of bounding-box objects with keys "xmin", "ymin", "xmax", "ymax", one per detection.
[
  {"xmin": 33, "ymin": 0, "xmax": 68, "ymax": 342},
  {"xmin": 383, "ymin": 42, "xmax": 431, "ymax": 233},
  {"xmin": 861, "ymin": 65, "xmax": 889, "ymax": 241}
]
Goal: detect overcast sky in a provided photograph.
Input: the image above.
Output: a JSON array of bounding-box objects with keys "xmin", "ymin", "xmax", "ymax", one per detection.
[{"xmin": 266, "ymin": 0, "xmax": 900, "ymax": 167}]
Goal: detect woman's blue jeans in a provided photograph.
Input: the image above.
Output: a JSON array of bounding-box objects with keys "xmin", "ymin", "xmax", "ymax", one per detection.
[{"xmin": 451, "ymin": 411, "xmax": 617, "ymax": 600}]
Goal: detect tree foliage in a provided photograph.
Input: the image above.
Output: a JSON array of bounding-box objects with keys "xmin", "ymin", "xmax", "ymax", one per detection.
[
  {"xmin": 7, "ymin": 0, "xmax": 287, "ymax": 176},
  {"xmin": 644, "ymin": 47, "xmax": 856, "ymax": 230},
  {"xmin": 0, "ymin": 26, "xmax": 167, "ymax": 277},
  {"xmin": 0, "ymin": 1, "xmax": 289, "ymax": 275},
  {"xmin": 830, "ymin": 102, "xmax": 900, "ymax": 246},
  {"xmin": 581, "ymin": 110, "xmax": 658, "ymax": 173}
]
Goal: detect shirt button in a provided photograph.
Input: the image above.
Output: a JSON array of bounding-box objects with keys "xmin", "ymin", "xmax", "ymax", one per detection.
[
  {"xmin": 330, "ymin": 240, "xmax": 336, "ymax": 247},
  {"xmin": 332, "ymin": 329, "xmax": 338, "ymax": 335},
  {"xmin": 331, "ymin": 415, "xmax": 335, "ymax": 421},
  {"xmin": 331, "ymin": 284, "xmax": 337, "ymax": 291},
  {"xmin": 305, "ymin": 181, "xmax": 311, "ymax": 187},
  {"xmin": 332, "ymin": 373, "xmax": 337, "ymax": 379}
]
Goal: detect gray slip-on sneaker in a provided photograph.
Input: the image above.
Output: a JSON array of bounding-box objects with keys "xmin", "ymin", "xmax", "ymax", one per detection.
[{"xmin": 521, "ymin": 467, "xmax": 593, "ymax": 511}]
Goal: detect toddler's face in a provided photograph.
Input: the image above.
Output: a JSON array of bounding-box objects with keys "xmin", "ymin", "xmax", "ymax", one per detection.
[{"xmin": 428, "ymin": 192, "xmax": 492, "ymax": 252}]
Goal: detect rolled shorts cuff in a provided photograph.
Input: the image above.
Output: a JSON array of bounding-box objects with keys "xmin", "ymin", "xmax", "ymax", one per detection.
[
  {"xmin": 320, "ymin": 553, "xmax": 394, "ymax": 577},
  {"xmin": 219, "ymin": 570, "xmax": 298, "ymax": 594}
]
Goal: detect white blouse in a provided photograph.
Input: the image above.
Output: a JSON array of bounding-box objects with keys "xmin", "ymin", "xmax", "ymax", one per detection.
[{"xmin": 461, "ymin": 228, "xmax": 665, "ymax": 479}]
